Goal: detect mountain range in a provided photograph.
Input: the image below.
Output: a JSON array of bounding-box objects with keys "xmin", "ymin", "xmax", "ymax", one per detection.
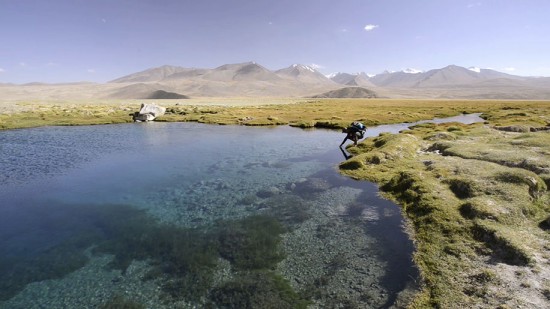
[
  {"xmin": 107, "ymin": 62, "xmax": 550, "ymax": 99},
  {"xmin": 3, "ymin": 62, "xmax": 550, "ymax": 100}
]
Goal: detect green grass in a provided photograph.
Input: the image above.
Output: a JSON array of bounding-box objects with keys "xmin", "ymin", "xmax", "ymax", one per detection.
[
  {"xmin": 339, "ymin": 104, "xmax": 550, "ymax": 308},
  {"xmin": 0, "ymin": 105, "xmax": 134, "ymax": 129},
  {"xmin": 3, "ymin": 99, "xmax": 550, "ymax": 130}
]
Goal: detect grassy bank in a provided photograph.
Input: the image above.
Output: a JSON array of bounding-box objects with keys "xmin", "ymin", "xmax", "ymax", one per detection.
[
  {"xmin": 2, "ymin": 98, "xmax": 548, "ymax": 130},
  {"xmin": 1, "ymin": 98, "xmax": 550, "ymax": 307},
  {"xmin": 340, "ymin": 104, "xmax": 550, "ymax": 308}
]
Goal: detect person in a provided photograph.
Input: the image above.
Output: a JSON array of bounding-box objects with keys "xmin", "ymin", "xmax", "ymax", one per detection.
[{"xmin": 340, "ymin": 121, "xmax": 366, "ymax": 147}]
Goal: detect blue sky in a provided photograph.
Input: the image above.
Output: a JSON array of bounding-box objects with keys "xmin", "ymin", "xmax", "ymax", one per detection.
[{"xmin": 1, "ymin": 0, "xmax": 550, "ymax": 83}]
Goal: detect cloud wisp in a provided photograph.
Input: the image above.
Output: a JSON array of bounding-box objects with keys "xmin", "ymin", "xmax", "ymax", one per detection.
[
  {"xmin": 364, "ymin": 24, "xmax": 379, "ymax": 32},
  {"xmin": 467, "ymin": 2, "xmax": 482, "ymax": 9}
]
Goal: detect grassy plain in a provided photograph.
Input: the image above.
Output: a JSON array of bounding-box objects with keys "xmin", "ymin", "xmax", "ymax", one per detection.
[
  {"xmin": 1, "ymin": 98, "xmax": 548, "ymax": 130},
  {"xmin": 1, "ymin": 98, "xmax": 550, "ymax": 308}
]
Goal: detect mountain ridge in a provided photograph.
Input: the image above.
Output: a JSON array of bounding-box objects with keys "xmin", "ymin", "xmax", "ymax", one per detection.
[{"xmin": 3, "ymin": 62, "xmax": 550, "ymax": 100}]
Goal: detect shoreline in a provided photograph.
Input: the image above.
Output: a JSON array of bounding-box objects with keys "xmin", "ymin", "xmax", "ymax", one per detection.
[
  {"xmin": 2, "ymin": 98, "xmax": 547, "ymax": 130},
  {"xmin": 1, "ymin": 98, "xmax": 549, "ymax": 307}
]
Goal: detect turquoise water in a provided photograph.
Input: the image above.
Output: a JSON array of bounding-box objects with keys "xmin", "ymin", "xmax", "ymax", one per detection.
[{"xmin": 0, "ymin": 116, "xmax": 481, "ymax": 308}]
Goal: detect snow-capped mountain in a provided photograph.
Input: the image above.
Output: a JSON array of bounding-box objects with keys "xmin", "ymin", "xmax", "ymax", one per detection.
[
  {"xmin": 274, "ymin": 64, "xmax": 333, "ymax": 83},
  {"xmin": 368, "ymin": 65, "xmax": 530, "ymax": 88},
  {"xmin": 402, "ymin": 68, "xmax": 424, "ymax": 74}
]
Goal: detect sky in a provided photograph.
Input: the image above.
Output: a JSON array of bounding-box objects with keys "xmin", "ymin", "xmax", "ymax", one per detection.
[{"xmin": 1, "ymin": 0, "xmax": 550, "ymax": 83}]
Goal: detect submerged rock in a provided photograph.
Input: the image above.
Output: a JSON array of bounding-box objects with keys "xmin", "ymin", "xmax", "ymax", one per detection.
[
  {"xmin": 294, "ymin": 177, "xmax": 331, "ymax": 194},
  {"xmin": 256, "ymin": 186, "xmax": 281, "ymax": 198}
]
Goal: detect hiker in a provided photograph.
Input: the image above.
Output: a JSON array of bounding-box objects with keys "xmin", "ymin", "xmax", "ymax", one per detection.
[{"xmin": 340, "ymin": 121, "xmax": 366, "ymax": 147}]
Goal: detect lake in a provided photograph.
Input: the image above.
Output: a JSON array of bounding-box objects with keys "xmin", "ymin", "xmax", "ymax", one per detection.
[{"xmin": 0, "ymin": 114, "xmax": 482, "ymax": 308}]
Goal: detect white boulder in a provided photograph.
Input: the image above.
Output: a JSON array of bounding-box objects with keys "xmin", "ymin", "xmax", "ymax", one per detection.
[{"xmin": 132, "ymin": 103, "xmax": 166, "ymax": 122}]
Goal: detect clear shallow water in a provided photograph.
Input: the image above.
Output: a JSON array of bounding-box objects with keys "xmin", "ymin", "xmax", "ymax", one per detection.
[{"xmin": 0, "ymin": 115, "xmax": 482, "ymax": 308}]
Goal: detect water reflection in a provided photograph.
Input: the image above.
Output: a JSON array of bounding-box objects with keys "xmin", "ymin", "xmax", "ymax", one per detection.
[{"xmin": 339, "ymin": 145, "xmax": 353, "ymax": 160}]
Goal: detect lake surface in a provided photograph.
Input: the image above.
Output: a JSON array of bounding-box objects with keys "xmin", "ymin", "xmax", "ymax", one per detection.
[{"xmin": 0, "ymin": 114, "xmax": 482, "ymax": 308}]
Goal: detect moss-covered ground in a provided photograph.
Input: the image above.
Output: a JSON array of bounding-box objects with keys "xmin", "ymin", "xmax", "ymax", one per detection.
[
  {"xmin": 2, "ymin": 98, "xmax": 550, "ymax": 308},
  {"xmin": 2, "ymin": 99, "xmax": 548, "ymax": 130},
  {"xmin": 340, "ymin": 106, "xmax": 550, "ymax": 308}
]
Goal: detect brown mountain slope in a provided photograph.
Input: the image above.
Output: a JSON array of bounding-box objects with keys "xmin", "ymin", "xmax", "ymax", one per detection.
[
  {"xmin": 147, "ymin": 90, "xmax": 189, "ymax": 99},
  {"xmin": 110, "ymin": 65, "xmax": 187, "ymax": 83},
  {"xmin": 309, "ymin": 87, "xmax": 378, "ymax": 98}
]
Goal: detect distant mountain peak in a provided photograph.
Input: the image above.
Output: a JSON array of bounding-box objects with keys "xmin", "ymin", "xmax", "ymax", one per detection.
[
  {"xmin": 328, "ymin": 72, "xmax": 376, "ymax": 88},
  {"xmin": 275, "ymin": 64, "xmax": 331, "ymax": 84},
  {"xmin": 468, "ymin": 67, "xmax": 481, "ymax": 73},
  {"xmin": 327, "ymin": 72, "xmax": 373, "ymax": 79},
  {"xmin": 277, "ymin": 64, "xmax": 324, "ymax": 76},
  {"xmin": 290, "ymin": 64, "xmax": 317, "ymax": 73},
  {"xmin": 216, "ymin": 61, "xmax": 262, "ymax": 70},
  {"xmin": 364, "ymin": 72, "xmax": 375, "ymax": 78},
  {"xmin": 402, "ymin": 68, "xmax": 423, "ymax": 74},
  {"xmin": 109, "ymin": 65, "xmax": 187, "ymax": 83}
]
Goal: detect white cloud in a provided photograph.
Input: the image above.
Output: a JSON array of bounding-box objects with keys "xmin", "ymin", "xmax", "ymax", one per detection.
[
  {"xmin": 46, "ymin": 62, "xmax": 58, "ymax": 67},
  {"xmin": 467, "ymin": 2, "xmax": 482, "ymax": 9},
  {"xmin": 101, "ymin": 18, "xmax": 107, "ymax": 23},
  {"xmin": 87, "ymin": 69, "xmax": 96, "ymax": 73},
  {"xmin": 0, "ymin": 68, "xmax": 5, "ymax": 73},
  {"xmin": 364, "ymin": 24, "xmax": 379, "ymax": 31},
  {"xmin": 19, "ymin": 62, "xmax": 27, "ymax": 67},
  {"xmin": 503, "ymin": 67, "xmax": 516, "ymax": 72}
]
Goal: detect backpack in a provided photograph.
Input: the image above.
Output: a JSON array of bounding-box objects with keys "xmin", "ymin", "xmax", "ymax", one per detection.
[{"xmin": 351, "ymin": 122, "xmax": 365, "ymax": 131}]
